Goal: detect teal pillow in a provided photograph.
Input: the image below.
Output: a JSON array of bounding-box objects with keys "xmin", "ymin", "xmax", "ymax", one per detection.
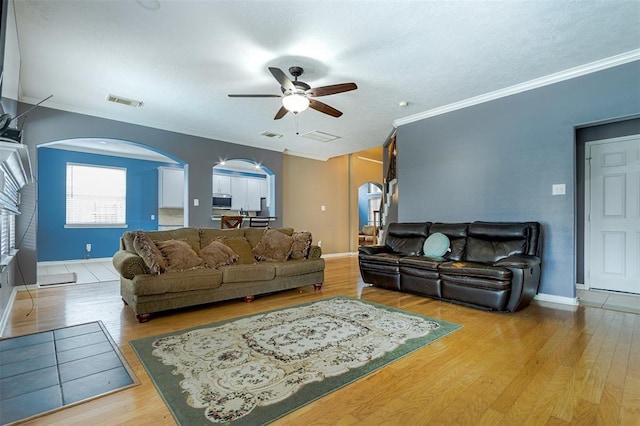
[{"xmin": 423, "ymin": 232, "xmax": 450, "ymax": 257}]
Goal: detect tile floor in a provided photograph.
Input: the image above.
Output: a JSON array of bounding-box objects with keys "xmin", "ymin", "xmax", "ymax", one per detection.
[
  {"xmin": 37, "ymin": 258, "xmax": 119, "ymax": 285},
  {"xmin": 577, "ymin": 288, "xmax": 640, "ymax": 315},
  {"xmin": 0, "ymin": 321, "xmax": 135, "ymax": 424}
]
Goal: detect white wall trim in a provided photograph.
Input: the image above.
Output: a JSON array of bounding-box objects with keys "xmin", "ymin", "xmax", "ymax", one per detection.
[
  {"xmin": 394, "ymin": 49, "xmax": 640, "ymax": 127},
  {"xmin": 534, "ymin": 292, "xmax": 580, "ymax": 306},
  {"xmin": 0, "ymin": 287, "xmax": 19, "ymax": 337}
]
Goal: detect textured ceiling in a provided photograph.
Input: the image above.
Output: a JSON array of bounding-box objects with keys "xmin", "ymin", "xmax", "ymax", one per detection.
[{"xmin": 5, "ymin": 0, "xmax": 640, "ymax": 160}]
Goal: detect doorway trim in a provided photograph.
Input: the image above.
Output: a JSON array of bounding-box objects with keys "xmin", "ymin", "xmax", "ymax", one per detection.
[{"xmin": 583, "ymin": 133, "xmax": 639, "ymax": 292}]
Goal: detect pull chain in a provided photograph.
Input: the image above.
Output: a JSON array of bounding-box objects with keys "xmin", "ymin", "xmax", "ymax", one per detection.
[{"xmin": 295, "ymin": 113, "xmax": 300, "ymax": 135}]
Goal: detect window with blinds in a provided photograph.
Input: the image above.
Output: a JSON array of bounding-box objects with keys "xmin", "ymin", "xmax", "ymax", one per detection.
[
  {"xmin": 0, "ymin": 214, "xmax": 14, "ymax": 260},
  {"xmin": 65, "ymin": 163, "xmax": 127, "ymax": 227}
]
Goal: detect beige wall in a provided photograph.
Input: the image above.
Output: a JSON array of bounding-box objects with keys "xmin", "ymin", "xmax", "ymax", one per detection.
[{"xmin": 282, "ymin": 147, "xmax": 382, "ymax": 255}]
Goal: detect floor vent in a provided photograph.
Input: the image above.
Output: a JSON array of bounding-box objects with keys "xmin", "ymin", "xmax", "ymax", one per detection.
[
  {"xmin": 106, "ymin": 94, "xmax": 143, "ymax": 107},
  {"xmin": 300, "ymin": 130, "xmax": 340, "ymax": 142}
]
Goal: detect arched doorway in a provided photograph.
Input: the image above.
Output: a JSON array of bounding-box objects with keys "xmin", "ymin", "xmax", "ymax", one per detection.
[
  {"xmin": 36, "ymin": 138, "xmax": 185, "ymax": 261},
  {"xmin": 213, "ymin": 158, "xmax": 275, "ymax": 218},
  {"xmin": 357, "ymin": 181, "xmax": 382, "ymax": 245}
]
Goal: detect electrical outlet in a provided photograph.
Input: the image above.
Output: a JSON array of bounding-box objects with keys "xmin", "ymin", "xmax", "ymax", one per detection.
[
  {"xmin": 86, "ymin": 243, "xmax": 92, "ymax": 252},
  {"xmin": 552, "ymin": 183, "xmax": 566, "ymax": 195},
  {"xmin": 151, "ymin": 214, "xmax": 155, "ymax": 220},
  {"xmin": 317, "ymin": 240, "xmax": 322, "ymax": 247}
]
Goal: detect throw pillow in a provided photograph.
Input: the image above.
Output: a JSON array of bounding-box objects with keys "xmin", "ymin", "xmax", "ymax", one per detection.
[
  {"xmin": 215, "ymin": 237, "xmax": 256, "ymax": 264},
  {"xmin": 199, "ymin": 241, "xmax": 239, "ymax": 268},
  {"xmin": 422, "ymin": 232, "xmax": 451, "ymax": 257},
  {"xmin": 290, "ymin": 231, "xmax": 312, "ymax": 259},
  {"xmin": 133, "ymin": 230, "xmax": 166, "ymax": 274},
  {"xmin": 154, "ymin": 239, "xmax": 203, "ymax": 271},
  {"xmin": 253, "ymin": 228, "xmax": 294, "ymax": 262}
]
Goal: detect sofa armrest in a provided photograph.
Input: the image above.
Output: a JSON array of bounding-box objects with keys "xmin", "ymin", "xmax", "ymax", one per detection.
[
  {"xmin": 358, "ymin": 245, "xmax": 390, "ymax": 256},
  {"xmin": 308, "ymin": 245, "xmax": 322, "ymax": 259},
  {"xmin": 494, "ymin": 254, "xmax": 540, "ymax": 269},
  {"xmin": 112, "ymin": 250, "xmax": 150, "ymax": 279},
  {"xmin": 494, "ymin": 255, "xmax": 541, "ymax": 312}
]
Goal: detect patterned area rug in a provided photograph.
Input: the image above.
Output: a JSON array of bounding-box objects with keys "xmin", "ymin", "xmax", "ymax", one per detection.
[{"xmin": 130, "ymin": 297, "xmax": 461, "ymax": 425}]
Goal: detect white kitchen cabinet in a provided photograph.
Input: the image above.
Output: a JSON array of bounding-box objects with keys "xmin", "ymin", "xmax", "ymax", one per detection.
[
  {"xmin": 212, "ymin": 174, "xmax": 231, "ymax": 194},
  {"xmin": 230, "ymin": 176, "xmax": 263, "ymax": 211},
  {"xmin": 158, "ymin": 167, "xmax": 184, "ymax": 208},
  {"xmin": 246, "ymin": 179, "xmax": 262, "ymax": 211}
]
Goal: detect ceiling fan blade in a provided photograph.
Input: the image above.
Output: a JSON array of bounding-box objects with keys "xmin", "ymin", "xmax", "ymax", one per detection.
[
  {"xmin": 269, "ymin": 67, "xmax": 296, "ymax": 92},
  {"xmin": 274, "ymin": 106, "xmax": 288, "ymax": 120},
  {"xmin": 307, "ymin": 82, "xmax": 357, "ymax": 97},
  {"xmin": 228, "ymin": 94, "xmax": 281, "ymax": 98},
  {"xmin": 309, "ymin": 99, "xmax": 343, "ymax": 117}
]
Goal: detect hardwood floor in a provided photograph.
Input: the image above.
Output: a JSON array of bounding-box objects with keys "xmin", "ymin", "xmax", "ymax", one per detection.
[{"xmin": 4, "ymin": 256, "xmax": 639, "ymax": 425}]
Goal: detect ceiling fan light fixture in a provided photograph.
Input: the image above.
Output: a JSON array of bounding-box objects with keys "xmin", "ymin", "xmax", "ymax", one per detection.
[{"xmin": 282, "ymin": 94, "xmax": 309, "ymax": 113}]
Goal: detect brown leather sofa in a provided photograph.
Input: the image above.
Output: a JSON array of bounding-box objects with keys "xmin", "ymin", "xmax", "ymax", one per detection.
[{"xmin": 358, "ymin": 221, "xmax": 542, "ymax": 312}]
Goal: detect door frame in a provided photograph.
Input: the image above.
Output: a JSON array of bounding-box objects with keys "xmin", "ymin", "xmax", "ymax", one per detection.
[{"xmin": 583, "ymin": 134, "xmax": 639, "ymax": 291}]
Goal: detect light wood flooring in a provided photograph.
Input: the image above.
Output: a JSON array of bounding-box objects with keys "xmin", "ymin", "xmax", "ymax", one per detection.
[{"xmin": 4, "ymin": 256, "xmax": 639, "ymax": 425}]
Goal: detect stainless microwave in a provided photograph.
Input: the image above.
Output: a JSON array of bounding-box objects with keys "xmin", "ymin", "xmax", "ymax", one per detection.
[{"xmin": 212, "ymin": 195, "xmax": 232, "ymax": 209}]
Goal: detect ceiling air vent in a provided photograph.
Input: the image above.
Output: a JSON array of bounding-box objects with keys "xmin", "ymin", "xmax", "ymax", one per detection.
[
  {"xmin": 260, "ymin": 131, "xmax": 283, "ymax": 139},
  {"xmin": 106, "ymin": 94, "xmax": 143, "ymax": 107},
  {"xmin": 300, "ymin": 130, "xmax": 340, "ymax": 143}
]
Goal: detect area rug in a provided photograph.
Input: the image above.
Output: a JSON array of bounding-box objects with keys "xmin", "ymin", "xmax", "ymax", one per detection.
[
  {"xmin": 38, "ymin": 272, "xmax": 78, "ymax": 286},
  {"xmin": 130, "ymin": 296, "xmax": 461, "ymax": 425},
  {"xmin": 0, "ymin": 321, "xmax": 138, "ymax": 424}
]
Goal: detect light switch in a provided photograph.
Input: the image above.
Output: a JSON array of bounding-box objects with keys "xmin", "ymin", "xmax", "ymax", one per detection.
[
  {"xmin": 552, "ymin": 184, "xmax": 566, "ymax": 195},
  {"xmin": 321, "ymin": 205, "xmax": 326, "ymax": 211},
  {"xmin": 151, "ymin": 214, "xmax": 155, "ymax": 220},
  {"xmin": 194, "ymin": 198, "xmax": 199, "ymax": 206}
]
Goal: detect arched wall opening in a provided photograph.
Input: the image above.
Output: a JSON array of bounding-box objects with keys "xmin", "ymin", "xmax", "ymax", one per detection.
[{"xmin": 37, "ymin": 138, "xmax": 186, "ymax": 261}]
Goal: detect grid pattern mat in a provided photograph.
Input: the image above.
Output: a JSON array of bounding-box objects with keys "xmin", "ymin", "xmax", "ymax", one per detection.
[{"xmin": 0, "ymin": 321, "xmax": 136, "ymax": 424}]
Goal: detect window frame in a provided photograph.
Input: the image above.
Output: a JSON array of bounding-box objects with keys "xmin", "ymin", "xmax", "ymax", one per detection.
[{"xmin": 64, "ymin": 162, "xmax": 128, "ymax": 229}]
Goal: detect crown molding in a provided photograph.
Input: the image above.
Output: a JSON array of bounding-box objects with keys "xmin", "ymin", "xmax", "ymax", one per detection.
[{"xmin": 394, "ymin": 49, "xmax": 640, "ymax": 128}]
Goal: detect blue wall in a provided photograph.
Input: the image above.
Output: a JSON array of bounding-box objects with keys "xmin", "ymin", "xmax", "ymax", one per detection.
[
  {"xmin": 395, "ymin": 61, "xmax": 640, "ymax": 299},
  {"xmin": 37, "ymin": 147, "xmax": 177, "ymax": 261}
]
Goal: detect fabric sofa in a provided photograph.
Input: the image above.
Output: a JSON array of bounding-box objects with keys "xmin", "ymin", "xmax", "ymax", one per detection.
[
  {"xmin": 358, "ymin": 221, "xmax": 542, "ymax": 312},
  {"xmin": 112, "ymin": 227, "xmax": 324, "ymax": 322}
]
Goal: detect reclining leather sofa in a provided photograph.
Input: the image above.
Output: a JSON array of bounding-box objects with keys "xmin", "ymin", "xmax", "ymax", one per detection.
[{"xmin": 358, "ymin": 221, "xmax": 542, "ymax": 312}]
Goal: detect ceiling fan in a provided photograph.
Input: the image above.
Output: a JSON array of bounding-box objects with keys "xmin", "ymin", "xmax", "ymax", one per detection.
[{"xmin": 228, "ymin": 66, "xmax": 357, "ymax": 120}]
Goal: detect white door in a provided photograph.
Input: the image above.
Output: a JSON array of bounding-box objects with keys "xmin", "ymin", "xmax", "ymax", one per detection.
[{"xmin": 587, "ymin": 135, "xmax": 640, "ymax": 294}]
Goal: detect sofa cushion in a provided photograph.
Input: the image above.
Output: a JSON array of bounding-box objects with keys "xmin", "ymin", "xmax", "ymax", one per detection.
[
  {"xmin": 244, "ymin": 228, "xmax": 267, "ymax": 247},
  {"xmin": 274, "ymin": 258, "xmax": 325, "ymax": 277},
  {"xmin": 219, "ymin": 263, "xmax": 276, "ymax": 283},
  {"xmin": 422, "ymin": 233, "xmax": 450, "ymax": 257},
  {"xmin": 216, "ymin": 237, "xmax": 256, "ymax": 264},
  {"xmin": 465, "ymin": 238, "xmax": 527, "ymax": 263},
  {"xmin": 439, "ymin": 261, "xmax": 512, "ymax": 280},
  {"xmin": 131, "ymin": 268, "xmax": 223, "ymax": 296},
  {"xmin": 155, "ymin": 239, "xmax": 204, "ymax": 271},
  {"xmin": 253, "ymin": 229, "xmax": 294, "ymax": 262},
  {"xmin": 144, "ymin": 228, "xmax": 202, "ymax": 253},
  {"xmin": 199, "ymin": 241, "xmax": 238, "ymax": 268},
  {"xmin": 290, "ymin": 231, "xmax": 312, "ymax": 259},
  {"xmin": 133, "ymin": 231, "xmax": 166, "ymax": 274},
  {"xmin": 200, "ymin": 228, "xmax": 245, "ymax": 248},
  {"xmin": 398, "ymin": 255, "xmax": 443, "ymax": 271},
  {"xmin": 385, "ymin": 222, "xmax": 430, "ymax": 255}
]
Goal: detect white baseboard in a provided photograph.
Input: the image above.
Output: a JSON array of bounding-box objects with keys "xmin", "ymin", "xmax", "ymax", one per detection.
[
  {"xmin": 0, "ymin": 287, "xmax": 19, "ymax": 337},
  {"xmin": 38, "ymin": 257, "xmax": 112, "ymax": 266},
  {"xmin": 322, "ymin": 252, "xmax": 358, "ymax": 258},
  {"xmin": 534, "ymin": 292, "xmax": 579, "ymax": 306}
]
